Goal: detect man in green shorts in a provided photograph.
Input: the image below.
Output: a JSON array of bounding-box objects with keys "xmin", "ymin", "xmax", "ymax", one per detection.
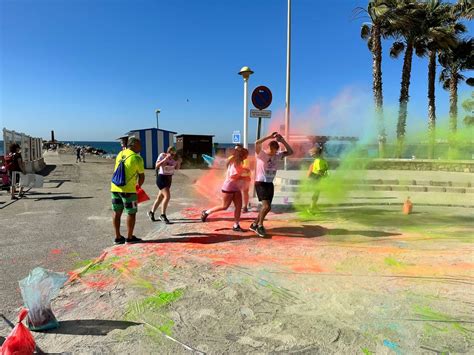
[{"xmin": 111, "ymin": 136, "xmax": 145, "ymax": 244}]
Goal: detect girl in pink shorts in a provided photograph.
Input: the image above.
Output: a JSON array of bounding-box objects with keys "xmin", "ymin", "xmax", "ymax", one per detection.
[{"xmin": 200, "ymin": 149, "xmax": 249, "ymax": 232}]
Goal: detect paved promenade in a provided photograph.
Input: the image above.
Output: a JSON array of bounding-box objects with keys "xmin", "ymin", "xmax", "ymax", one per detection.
[{"xmin": 1, "ymin": 153, "xmax": 472, "ymax": 353}]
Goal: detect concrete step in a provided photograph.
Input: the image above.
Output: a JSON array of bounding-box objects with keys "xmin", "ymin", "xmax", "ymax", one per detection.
[
  {"xmin": 274, "ymin": 177, "xmax": 473, "ymax": 188},
  {"xmin": 276, "ymin": 184, "xmax": 474, "ymax": 194},
  {"xmin": 266, "ymin": 191, "xmax": 474, "ymax": 208}
]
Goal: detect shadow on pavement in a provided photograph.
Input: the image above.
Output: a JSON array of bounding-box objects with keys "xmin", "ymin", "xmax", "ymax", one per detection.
[
  {"xmin": 267, "ymin": 225, "xmax": 401, "ymax": 238},
  {"xmin": 32, "ymin": 196, "xmax": 93, "ymax": 201},
  {"xmin": 41, "ymin": 319, "xmax": 140, "ymax": 336},
  {"xmin": 44, "ymin": 179, "xmax": 72, "ymax": 188},
  {"xmin": 267, "ymin": 225, "xmax": 327, "ymax": 238},
  {"xmin": 144, "ymin": 233, "xmax": 255, "ymax": 244},
  {"xmin": 38, "ymin": 164, "xmax": 57, "ymax": 177},
  {"xmin": 327, "ymin": 228, "xmax": 402, "ymax": 238}
]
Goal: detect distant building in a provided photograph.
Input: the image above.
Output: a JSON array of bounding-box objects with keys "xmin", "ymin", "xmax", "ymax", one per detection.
[{"xmin": 128, "ymin": 128, "xmax": 177, "ymax": 169}]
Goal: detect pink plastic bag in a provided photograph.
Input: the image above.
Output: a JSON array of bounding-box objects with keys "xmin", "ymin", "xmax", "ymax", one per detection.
[{"xmin": 0, "ymin": 309, "xmax": 36, "ymax": 355}]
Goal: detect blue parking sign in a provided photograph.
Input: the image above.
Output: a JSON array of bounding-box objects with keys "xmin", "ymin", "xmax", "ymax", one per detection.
[{"xmin": 232, "ymin": 131, "xmax": 241, "ymax": 144}]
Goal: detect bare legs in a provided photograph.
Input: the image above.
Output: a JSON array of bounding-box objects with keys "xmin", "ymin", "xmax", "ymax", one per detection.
[
  {"xmin": 152, "ymin": 187, "xmax": 171, "ymax": 215},
  {"xmin": 113, "ymin": 211, "xmax": 136, "ymax": 239},
  {"xmin": 255, "ymin": 200, "xmax": 271, "ymax": 226},
  {"xmin": 205, "ymin": 192, "xmax": 242, "ymax": 225}
]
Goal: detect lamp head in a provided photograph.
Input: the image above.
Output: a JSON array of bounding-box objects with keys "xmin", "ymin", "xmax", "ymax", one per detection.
[{"xmin": 238, "ymin": 66, "xmax": 254, "ymax": 80}]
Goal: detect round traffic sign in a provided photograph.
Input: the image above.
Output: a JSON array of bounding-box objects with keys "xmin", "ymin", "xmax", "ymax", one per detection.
[{"xmin": 251, "ymin": 86, "xmax": 272, "ymax": 110}]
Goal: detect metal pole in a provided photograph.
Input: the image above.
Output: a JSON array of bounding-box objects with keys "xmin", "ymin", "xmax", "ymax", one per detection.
[
  {"xmin": 156, "ymin": 112, "xmax": 159, "ymax": 129},
  {"xmin": 256, "ymin": 117, "xmax": 262, "ymax": 140},
  {"xmin": 243, "ymin": 77, "xmax": 249, "ymax": 148},
  {"xmin": 284, "ymin": 0, "xmax": 291, "ymax": 170}
]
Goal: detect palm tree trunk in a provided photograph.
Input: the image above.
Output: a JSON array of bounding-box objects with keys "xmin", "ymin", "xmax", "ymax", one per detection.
[
  {"xmin": 449, "ymin": 71, "xmax": 458, "ymax": 133},
  {"xmin": 396, "ymin": 41, "xmax": 414, "ymax": 157},
  {"xmin": 427, "ymin": 50, "xmax": 436, "ymax": 159},
  {"xmin": 372, "ymin": 23, "xmax": 385, "ymax": 158}
]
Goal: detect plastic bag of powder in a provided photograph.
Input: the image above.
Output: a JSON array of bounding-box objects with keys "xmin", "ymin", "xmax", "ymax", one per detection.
[
  {"xmin": 19, "ymin": 267, "xmax": 68, "ymax": 331},
  {"xmin": 0, "ymin": 308, "xmax": 36, "ymax": 355}
]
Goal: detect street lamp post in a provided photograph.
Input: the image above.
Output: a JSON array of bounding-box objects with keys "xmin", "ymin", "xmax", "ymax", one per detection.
[
  {"xmin": 284, "ymin": 0, "xmax": 292, "ymax": 170},
  {"xmin": 155, "ymin": 109, "xmax": 161, "ymax": 129},
  {"xmin": 238, "ymin": 66, "xmax": 254, "ymax": 148}
]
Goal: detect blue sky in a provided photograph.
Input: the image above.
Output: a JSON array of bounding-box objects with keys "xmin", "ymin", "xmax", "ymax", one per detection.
[{"xmin": 1, "ymin": 0, "xmax": 472, "ymax": 142}]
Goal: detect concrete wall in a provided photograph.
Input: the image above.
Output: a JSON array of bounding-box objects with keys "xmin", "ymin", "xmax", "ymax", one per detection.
[
  {"xmin": 24, "ymin": 158, "xmax": 46, "ymax": 174},
  {"xmin": 286, "ymin": 158, "xmax": 474, "ymax": 173}
]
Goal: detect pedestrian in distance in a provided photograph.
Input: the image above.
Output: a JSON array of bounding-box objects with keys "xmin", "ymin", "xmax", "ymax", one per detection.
[
  {"xmin": 250, "ymin": 132, "xmax": 293, "ymax": 237},
  {"xmin": 306, "ymin": 145, "xmax": 329, "ymax": 214},
  {"xmin": 5, "ymin": 143, "xmax": 27, "ymax": 200},
  {"xmin": 201, "ymin": 148, "xmax": 250, "ymax": 232},
  {"xmin": 75, "ymin": 146, "xmax": 81, "ymax": 163},
  {"xmin": 80, "ymin": 147, "xmax": 86, "ymax": 162},
  {"xmin": 148, "ymin": 146, "xmax": 181, "ymax": 224},
  {"xmin": 110, "ymin": 136, "xmax": 145, "ymax": 244}
]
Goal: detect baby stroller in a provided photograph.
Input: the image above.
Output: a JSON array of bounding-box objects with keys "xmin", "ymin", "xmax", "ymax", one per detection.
[{"xmin": 0, "ymin": 155, "xmax": 11, "ymax": 190}]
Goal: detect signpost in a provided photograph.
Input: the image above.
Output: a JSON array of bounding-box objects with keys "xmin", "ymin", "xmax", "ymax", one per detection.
[
  {"xmin": 251, "ymin": 86, "xmax": 273, "ymax": 140},
  {"xmin": 232, "ymin": 130, "xmax": 241, "ymax": 144},
  {"xmin": 250, "ymin": 109, "xmax": 271, "ymax": 118}
]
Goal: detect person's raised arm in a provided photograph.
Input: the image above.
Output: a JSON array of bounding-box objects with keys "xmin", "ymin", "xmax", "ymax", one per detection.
[
  {"xmin": 155, "ymin": 153, "xmax": 170, "ymax": 169},
  {"xmin": 255, "ymin": 132, "xmax": 278, "ymax": 154},
  {"xmin": 276, "ymin": 135, "xmax": 294, "ymax": 157}
]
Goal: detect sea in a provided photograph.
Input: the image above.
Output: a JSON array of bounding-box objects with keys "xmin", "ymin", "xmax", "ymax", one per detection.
[
  {"xmin": 63, "ymin": 141, "xmax": 122, "ymax": 154},
  {"xmin": 0, "ymin": 140, "xmax": 121, "ymax": 155}
]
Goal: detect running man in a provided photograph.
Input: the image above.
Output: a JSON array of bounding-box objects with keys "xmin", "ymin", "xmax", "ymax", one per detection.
[
  {"xmin": 111, "ymin": 136, "xmax": 145, "ymax": 244},
  {"xmin": 148, "ymin": 146, "xmax": 181, "ymax": 224},
  {"xmin": 307, "ymin": 145, "xmax": 328, "ymax": 214},
  {"xmin": 201, "ymin": 148, "xmax": 250, "ymax": 232},
  {"xmin": 250, "ymin": 132, "xmax": 293, "ymax": 237}
]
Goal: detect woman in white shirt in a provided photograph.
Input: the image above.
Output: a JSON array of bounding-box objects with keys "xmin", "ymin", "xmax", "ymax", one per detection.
[
  {"xmin": 200, "ymin": 148, "xmax": 249, "ymax": 232},
  {"xmin": 148, "ymin": 146, "xmax": 181, "ymax": 224}
]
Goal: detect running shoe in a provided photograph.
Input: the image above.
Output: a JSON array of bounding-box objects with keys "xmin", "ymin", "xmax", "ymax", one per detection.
[
  {"xmin": 232, "ymin": 224, "xmax": 246, "ymax": 232},
  {"xmin": 249, "ymin": 223, "xmax": 258, "ymax": 233},
  {"xmin": 147, "ymin": 211, "xmax": 156, "ymax": 221},
  {"xmin": 160, "ymin": 214, "xmax": 171, "ymax": 224},
  {"xmin": 126, "ymin": 236, "xmax": 143, "ymax": 244},
  {"xmin": 114, "ymin": 236, "xmax": 126, "ymax": 245},
  {"xmin": 201, "ymin": 210, "xmax": 208, "ymax": 222},
  {"xmin": 256, "ymin": 226, "xmax": 267, "ymax": 238}
]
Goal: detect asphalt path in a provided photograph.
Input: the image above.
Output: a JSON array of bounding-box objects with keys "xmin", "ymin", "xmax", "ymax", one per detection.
[{"xmin": 0, "ymin": 151, "xmax": 198, "ymax": 329}]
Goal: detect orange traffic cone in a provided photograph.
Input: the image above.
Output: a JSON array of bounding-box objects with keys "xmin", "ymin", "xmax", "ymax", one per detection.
[{"xmin": 403, "ymin": 197, "xmax": 413, "ymax": 215}]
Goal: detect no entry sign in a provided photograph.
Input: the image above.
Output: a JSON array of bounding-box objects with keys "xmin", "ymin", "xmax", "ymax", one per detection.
[{"xmin": 251, "ymin": 86, "xmax": 272, "ymax": 110}]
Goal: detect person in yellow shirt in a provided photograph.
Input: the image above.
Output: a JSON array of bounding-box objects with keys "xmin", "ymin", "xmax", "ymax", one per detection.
[
  {"xmin": 307, "ymin": 145, "xmax": 328, "ymax": 214},
  {"xmin": 111, "ymin": 137, "xmax": 145, "ymax": 244}
]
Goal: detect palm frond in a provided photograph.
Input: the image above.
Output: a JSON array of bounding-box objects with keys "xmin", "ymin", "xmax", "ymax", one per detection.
[
  {"xmin": 439, "ymin": 68, "xmax": 450, "ymax": 84},
  {"xmin": 390, "ymin": 41, "xmax": 405, "ymax": 58},
  {"xmin": 361, "ymin": 24, "xmax": 372, "ymax": 39},
  {"xmin": 466, "ymin": 77, "xmax": 474, "ymax": 86}
]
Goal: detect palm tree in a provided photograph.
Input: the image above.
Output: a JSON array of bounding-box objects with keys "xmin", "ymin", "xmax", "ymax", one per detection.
[
  {"xmin": 388, "ymin": 0, "xmax": 425, "ymax": 157},
  {"xmin": 357, "ymin": 0, "xmax": 412, "ymax": 157},
  {"xmin": 415, "ymin": 0, "xmax": 459, "ymax": 158},
  {"xmin": 438, "ymin": 38, "xmax": 474, "ymax": 133},
  {"xmin": 357, "ymin": 1, "xmax": 394, "ymax": 157}
]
